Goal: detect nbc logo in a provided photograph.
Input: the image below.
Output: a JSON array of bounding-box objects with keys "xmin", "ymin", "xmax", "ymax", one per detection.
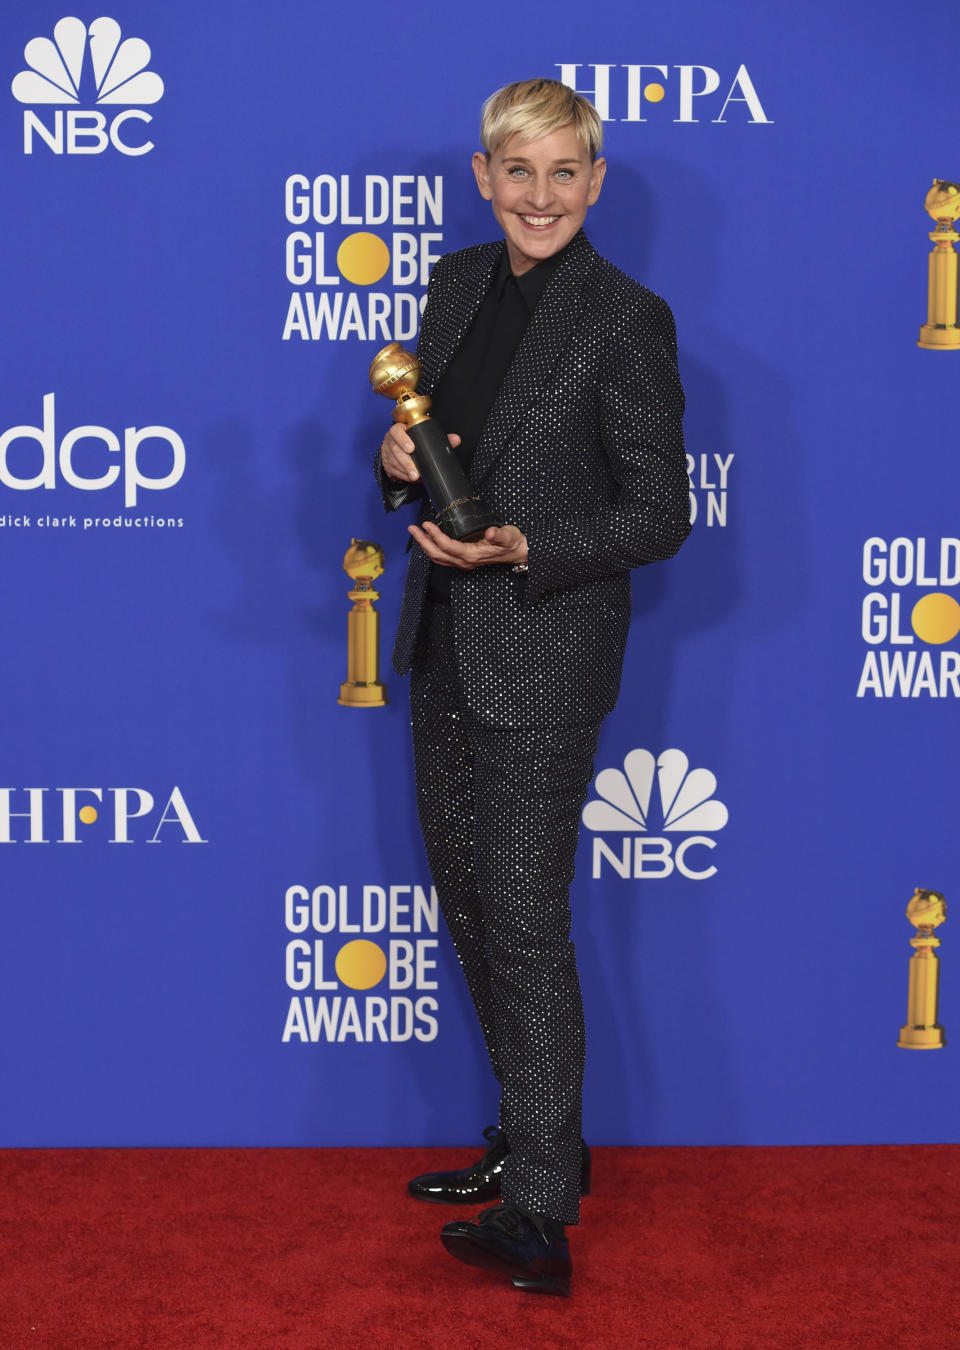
[
  {"xmin": 582, "ymin": 748, "xmax": 728, "ymax": 880},
  {"xmin": 12, "ymin": 17, "xmax": 163, "ymax": 156}
]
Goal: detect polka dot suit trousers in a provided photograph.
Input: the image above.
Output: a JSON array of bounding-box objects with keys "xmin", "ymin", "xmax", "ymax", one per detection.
[{"xmin": 411, "ymin": 599, "xmax": 603, "ymax": 1224}]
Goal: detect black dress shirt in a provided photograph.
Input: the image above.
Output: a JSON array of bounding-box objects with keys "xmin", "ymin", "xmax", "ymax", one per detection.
[{"xmin": 426, "ymin": 243, "xmax": 567, "ymax": 601}]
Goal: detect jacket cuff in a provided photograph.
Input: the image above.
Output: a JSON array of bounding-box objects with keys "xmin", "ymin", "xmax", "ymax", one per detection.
[{"xmin": 374, "ymin": 447, "xmax": 424, "ymax": 513}]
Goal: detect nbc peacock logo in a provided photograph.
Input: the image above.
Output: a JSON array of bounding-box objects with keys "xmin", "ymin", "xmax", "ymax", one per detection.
[
  {"xmin": 12, "ymin": 16, "xmax": 163, "ymax": 156},
  {"xmin": 582, "ymin": 748, "xmax": 728, "ymax": 880}
]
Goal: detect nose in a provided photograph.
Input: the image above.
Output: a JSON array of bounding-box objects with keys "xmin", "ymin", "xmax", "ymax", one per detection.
[{"xmin": 524, "ymin": 174, "xmax": 555, "ymax": 212}]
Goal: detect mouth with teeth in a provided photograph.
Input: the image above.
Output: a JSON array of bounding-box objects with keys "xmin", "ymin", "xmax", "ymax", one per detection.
[{"xmin": 519, "ymin": 215, "xmax": 561, "ymax": 229}]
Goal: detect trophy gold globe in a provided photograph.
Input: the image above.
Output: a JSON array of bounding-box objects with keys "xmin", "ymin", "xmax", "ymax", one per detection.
[
  {"xmin": 898, "ymin": 887, "xmax": 947, "ymax": 1049},
  {"xmin": 918, "ymin": 179, "xmax": 960, "ymax": 350},
  {"xmin": 370, "ymin": 342, "xmax": 502, "ymax": 541},
  {"xmin": 338, "ymin": 539, "xmax": 387, "ymax": 708}
]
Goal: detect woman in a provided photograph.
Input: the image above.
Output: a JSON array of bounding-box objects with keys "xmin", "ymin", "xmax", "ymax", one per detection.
[{"xmin": 375, "ymin": 78, "xmax": 690, "ymax": 1297}]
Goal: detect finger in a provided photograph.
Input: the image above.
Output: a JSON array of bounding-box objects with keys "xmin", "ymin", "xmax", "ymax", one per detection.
[
  {"xmin": 382, "ymin": 431, "xmax": 420, "ymax": 480},
  {"xmin": 386, "ymin": 425, "xmax": 415, "ymax": 454},
  {"xmin": 424, "ymin": 526, "xmax": 510, "ymax": 570},
  {"xmin": 419, "ymin": 519, "xmax": 518, "ymax": 567},
  {"xmin": 388, "ymin": 417, "xmax": 416, "ymax": 450},
  {"xmin": 408, "ymin": 523, "xmax": 452, "ymax": 563},
  {"xmin": 382, "ymin": 449, "xmax": 419, "ymax": 482},
  {"xmin": 424, "ymin": 520, "xmax": 496, "ymax": 552},
  {"xmin": 419, "ymin": 523, "xmax": 490, "ymax": 569},
  {"xmin": 418, "ymin": 522, "xmax": 472, "ymax": 565},
  {"xmin": 421, "ymin": 521, "xmax": 474, "ymax": 555},
  {"xmin": 447, "ymin": 433, "xmax": 461, "ymax": 447}
]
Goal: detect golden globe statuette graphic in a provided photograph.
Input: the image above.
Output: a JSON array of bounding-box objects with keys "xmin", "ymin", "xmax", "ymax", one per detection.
[
  {"xmin": 369, "ymin": 342, "xmax": 502, "ymax": 541},
  {"xmin": 898, "ymin": 888, "xmax": 947, "ymax": 1049},
  {"xmin": 918, "ymin": 179, "xmax": 960, "ymax": 350},
  {"xmin": 338, "ymin": 540, "xmax": 388, "ymax": 708}
]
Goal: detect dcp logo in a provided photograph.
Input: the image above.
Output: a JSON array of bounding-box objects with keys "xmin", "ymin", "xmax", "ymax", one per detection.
[
  {"xmin": 0, "ymin": 393, "xmax": 185, "ymax": 508},
  {"xmin": 583, "ymin": 748, "xmax": 728, "ymax": 880},
  {"xmin": 12, "ymin": 16, "xmax": 163, "ymax": 156}
]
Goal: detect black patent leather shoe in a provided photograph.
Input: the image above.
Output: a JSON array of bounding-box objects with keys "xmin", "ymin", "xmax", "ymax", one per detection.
[
  {"xmin": 440, "ymin": 1203, "xmax": 571, "ymax": 1296},
  {"xmin": 407, "ymin": 1127, "xmax": 592, "ymax": 1204}
]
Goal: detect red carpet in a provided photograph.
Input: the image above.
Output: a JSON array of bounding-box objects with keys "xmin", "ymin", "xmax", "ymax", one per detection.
[{"xmin": 0, "ymin": 1145, "xmax": 957, "ymax": 1350}]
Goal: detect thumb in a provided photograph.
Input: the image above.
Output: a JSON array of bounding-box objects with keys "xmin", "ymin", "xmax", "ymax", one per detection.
[{"xmin": 446, "ymin": 433, "xmax": 461, "ymax": 447}]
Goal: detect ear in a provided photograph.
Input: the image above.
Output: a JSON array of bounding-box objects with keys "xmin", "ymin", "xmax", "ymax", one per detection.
[
  {"xmin": 587, "ymin": 156, "xmax": 607, "ymax": 207},
  {"xmin": 472, "ymin": 151, "xmax": 493, "ymax": 201}
]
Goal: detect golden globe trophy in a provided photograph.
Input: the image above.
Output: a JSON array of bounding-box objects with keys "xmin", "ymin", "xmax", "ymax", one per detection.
[
  {"xmin": 918, "ymin": 179, "xmax": 960, "ymax": 350},
  {"xmin": 897, "ymin": 888, "xmax": 947, "ymax": 1049},
  {"xmin": 369, "ymin": 342, "xmax": 502, "ymax": 541},
  {"xmin": 338, "ymin": 539, "xmax": 388, "ymax": 708}
]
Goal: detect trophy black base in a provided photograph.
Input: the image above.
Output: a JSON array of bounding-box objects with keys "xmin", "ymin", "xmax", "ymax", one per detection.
[
  {"xmin": 438, "ymin": 497, "xmax": 503, "ymax": 543},
  {"xmin": 403, "ymin": 417, "xmax": 502, "ymax": 542}
]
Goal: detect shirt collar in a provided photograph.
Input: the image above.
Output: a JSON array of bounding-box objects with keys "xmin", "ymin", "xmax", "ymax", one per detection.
[{"xmin": 493, "ymin": 237, "xmax": 571, "ymax": 311}]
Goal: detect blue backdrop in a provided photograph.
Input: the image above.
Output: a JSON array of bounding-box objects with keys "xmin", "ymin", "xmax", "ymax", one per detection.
[{"xmin": 2, "ymin": 0, "xmax": 957, "ymax": 1148}]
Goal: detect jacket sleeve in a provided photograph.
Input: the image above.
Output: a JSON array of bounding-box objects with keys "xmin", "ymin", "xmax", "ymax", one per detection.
[
  {"xmin": 372, "ymin": 256, "xmax": 450, "ymax": 513},
  {"xmin": 522, "ymin": 290, "xmax": 690, "ymax": 601}
]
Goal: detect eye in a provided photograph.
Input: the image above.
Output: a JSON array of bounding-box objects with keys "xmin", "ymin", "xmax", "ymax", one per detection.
[
  {"xmin": 506, "ymin": 165, "xmax": 528, "ymax": 178},
  {"xmin": 555, "ymin": 169, "xmax": 573, "ymax": 181}
]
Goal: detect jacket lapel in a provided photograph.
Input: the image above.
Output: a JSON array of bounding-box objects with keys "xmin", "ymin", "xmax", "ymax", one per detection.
[
  {"xmin": 418, "ymin": 242, "xmax": 502, "ymax": 394},
  {"xmin": 471, "ymin": 230, "xmax": 597, "ymax": 487}
]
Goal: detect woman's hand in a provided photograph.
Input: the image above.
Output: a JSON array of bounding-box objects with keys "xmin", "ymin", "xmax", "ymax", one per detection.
[
  {"xmin": 380, "ymin": 424, "xmax": 461, "ymax": 483},
  {"xmin": 409, "ymin": 521, "xmax": 528, "ymax": 570}
]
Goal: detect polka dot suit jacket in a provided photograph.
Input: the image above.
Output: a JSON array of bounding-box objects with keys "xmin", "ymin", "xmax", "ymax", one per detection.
[{"xmin": 375, "ymin": 229, "xmax": 690, "ymax": 730}]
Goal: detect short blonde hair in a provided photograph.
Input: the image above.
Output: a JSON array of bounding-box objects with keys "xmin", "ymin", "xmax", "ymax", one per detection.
[{"xmin": 479, "ymin": 79, "xmax": 604, "ymax": 161}]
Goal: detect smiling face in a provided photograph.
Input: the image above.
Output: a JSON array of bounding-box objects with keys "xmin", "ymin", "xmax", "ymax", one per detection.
[{"xmin": 472, "ymin": 124, "xmax": 606, "ymax": 275}]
